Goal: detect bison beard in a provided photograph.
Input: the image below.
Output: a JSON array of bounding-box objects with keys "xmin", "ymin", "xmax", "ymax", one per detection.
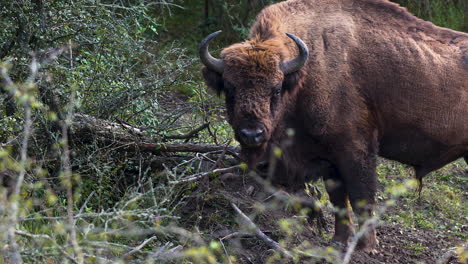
[{"xmin": 200, "ymin": 0, "xmax": 468, "ymax": 254}]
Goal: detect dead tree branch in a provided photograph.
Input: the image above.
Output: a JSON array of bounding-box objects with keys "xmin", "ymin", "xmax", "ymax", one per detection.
[
  {"xmin": 168, "ymin": 165, "xmax": 241, "ymax": 185},
  {"xmin": 230, "ymin": 203, "xmax": 293, "ymax": 259},
  {"xmin": 127, "ymin": 142, "xmax": 239, "ymax": 154},
  {"xmin": 122, "ymin": 236, "xmax": 158, "ymax": 258},
  {"xmin": 15, "ymin": 230, "xmax": 79, "ymax": 264},
  {"xmin": 70, "ymin": 113, "xmax": 239, "ymax": 155},
  {"xmin": 164, "ymin": 122, "xmax": 210, "ymax": 140}
]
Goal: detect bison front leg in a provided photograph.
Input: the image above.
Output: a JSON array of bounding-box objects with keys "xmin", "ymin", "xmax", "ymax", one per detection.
[
  {"xmin": 336, "ymin": 149, "xmax": 379, "ymax": 253},
  {"xmin": 324, "ymin": 174, "xmax": 354, "ymax": 246}
]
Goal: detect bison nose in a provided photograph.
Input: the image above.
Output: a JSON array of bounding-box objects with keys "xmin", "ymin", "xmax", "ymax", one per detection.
[{"xmin": 240, "ymin": 128, "xmax": 265, "ymax": 146}]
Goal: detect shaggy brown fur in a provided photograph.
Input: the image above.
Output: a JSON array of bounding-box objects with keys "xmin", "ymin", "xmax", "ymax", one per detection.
[{"xmin": 202, "ymin": 0, "xmax": 468, "ymax": 253}]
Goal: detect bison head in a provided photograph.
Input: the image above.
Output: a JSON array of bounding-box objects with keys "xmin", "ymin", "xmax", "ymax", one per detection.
[{"xmin": 200, "ymin": 31, "xmax": 309, "ymax": 166}]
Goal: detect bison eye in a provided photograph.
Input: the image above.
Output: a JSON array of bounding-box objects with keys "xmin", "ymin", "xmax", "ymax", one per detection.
[
  {"xmin": 273, "ymin": 88, "xmax": 281, "ymax": 96},
  {"xmin": 272, "ymin": 84, "xmax": 282, "ymax": 97},
  {"xmin": 270, "ymin": 86, "xmax": 281, "ymax": 115}
]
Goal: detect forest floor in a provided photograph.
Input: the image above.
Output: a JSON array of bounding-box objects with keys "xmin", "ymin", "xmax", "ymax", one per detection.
[{"xmin": 177, "ymin": 158, "xmax": 467, "ymax": 264}]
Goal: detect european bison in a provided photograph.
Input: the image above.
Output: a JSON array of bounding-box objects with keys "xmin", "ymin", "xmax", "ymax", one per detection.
[{"xmin": 200, "ymin": 0, "xmax": 468, "ymax": 252}]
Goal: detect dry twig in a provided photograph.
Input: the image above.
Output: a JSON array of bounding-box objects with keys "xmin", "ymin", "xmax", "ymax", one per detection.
[
  {"xmin": 220, "ymin": 231, "xmax": 253, "ymax": 241},
  {"xmin": 168, "ymin": 165, "xmax": 240, "ymax": 185},
  {"xmin": 230, "ymin": 203, "xmax": 293, "ymax": 258},
  {"xmin": 122, "ymin": 236, "xmax": 158, "ymax": 258},
  {"xmin": 164, "ymin": 122, "xmax": 210, "ymax": 140},
  {"xmin": 15, "ymin": 230, "xmax": 79, "ymax": 264}
]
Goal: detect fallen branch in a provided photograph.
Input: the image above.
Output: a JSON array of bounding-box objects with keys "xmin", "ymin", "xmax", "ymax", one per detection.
[
  {"xmin": 125, "ymin": 142, "xmax": 239, "ymax": 154},
  {"xmin": 168, "ymin": 165, "xmax": 241, "ymax": 185},
  {"xmin": 15, "ymin": 230, "xmax": 79, "ymax": 264},
  {"xmin": 209, "ymin": 143, "xmax": 230, "ymax": 169},
  {"xmin": 20, "ymin": 210, "xmax": 179, "ymax": 221},
  {"xmin": 147, "ymin": 156, "xmax": 192, "ymax": 170},
  {"xmin": 164, "ymin": 122, "xmax": 210, "ymax": 140},
  {"xmin": 70, "ymin": 113, "xmax": 240, "ymax": 154},
  {"xmin": 71, "ymin": 113, "xmax": 145, "ymax": 140},
  {"xmin": 151, "ymin": 242, "xmax": 184, "ymax": 261},
  {"xmin": 122, "ymin": 236, "xmax": 158, "ymax": 258},
  {"xmin": 219, "ymin": 231, "xmax": 253, "ymax": 241},
  {"xmin": 230, "ymin": 203, "xmax": 293, "ymax": 258}
]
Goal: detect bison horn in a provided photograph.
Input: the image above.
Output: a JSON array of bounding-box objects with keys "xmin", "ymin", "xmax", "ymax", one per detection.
[
  {"xmin": 280, "ymin": 33, "xmax": 309, "ymax": 74},
  {"xmin": 199, "ymin": 30, "xmax": 225, "ymax": 73}
]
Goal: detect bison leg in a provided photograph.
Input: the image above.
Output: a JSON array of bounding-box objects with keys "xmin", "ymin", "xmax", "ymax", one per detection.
[
  {"xmin": 324, "ymin": 175, "xmax": 354, "ymax": 246},
  {"xmin": 336, "ymin": 149, "xmax": 379, "ymax": 253}
]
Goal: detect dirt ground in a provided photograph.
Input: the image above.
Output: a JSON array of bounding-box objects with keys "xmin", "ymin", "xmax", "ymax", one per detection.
[{"xmin": 179, "ymin": 163, "xmax": 467, "ymax": 264}]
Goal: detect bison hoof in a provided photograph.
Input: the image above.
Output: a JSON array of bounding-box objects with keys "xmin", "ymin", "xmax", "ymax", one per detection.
[
  {"xmin": 361, "ymin": 247, "xmax": 379, "ymax": 255},
  {"xmin": 330, "ymin": 240, "xmax": 347, "ymax": 249},
  {"xmin": 357, "ymin": 235, "xmax": 379, "ymax": 254}
]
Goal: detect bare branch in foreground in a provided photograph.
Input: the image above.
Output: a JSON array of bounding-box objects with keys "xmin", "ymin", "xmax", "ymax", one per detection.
[
  {"xmin": 342, "ymin": 214, "xmax": 380, "ymax": 264},
  {"xmin": 3, "ymin": 64, "xmax": 34, "ymax": 264},
  {"xmin": 60, "ymin": 41, "xmax": 84, "ymax": 264},
  {"xmin": 230, "ymin": 203, "xmax": 293, "ymax": 259}
]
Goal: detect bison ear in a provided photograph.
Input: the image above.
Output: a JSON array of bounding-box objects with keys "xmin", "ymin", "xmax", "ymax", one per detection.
[
  {"xmin": 282, "ymin": 71, "xmax": 301, "ymax": 93},
  {"xmin": 202, "ymin": 67, "xmax": 224, "ymax": 96}
]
